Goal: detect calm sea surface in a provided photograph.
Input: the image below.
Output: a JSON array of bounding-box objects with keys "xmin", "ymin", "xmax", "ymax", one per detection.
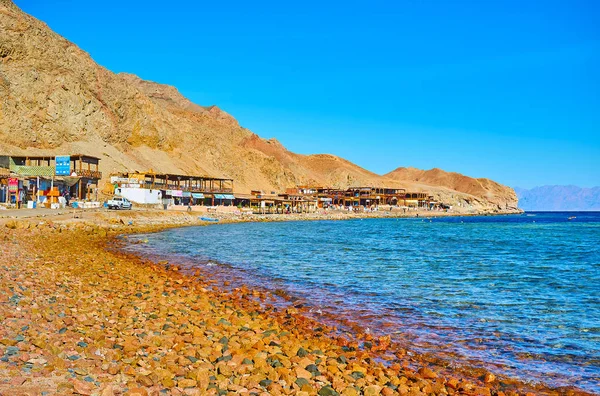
[{"xmin": 126, "ymin": 212, "xmax": 600, "ymax": 392}]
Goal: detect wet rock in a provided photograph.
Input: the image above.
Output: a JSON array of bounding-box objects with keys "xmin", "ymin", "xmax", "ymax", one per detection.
[
  {"xmin": 10, "ymin": 377, "xmax": 26, "ymax": 386},
  {"xmin": 296, "ymin": 366, "xmax": 313, "ymax": 379},
  {"xmin": 297, "ymin": 347, "xmax": 309, "ymax": 357},
  {"xmin": 483, "ymin": 372, "xmax": 496, "ymax": 383},
  {"xmin": 417, "ymin": 367, "xmax": 438, "ymax": 379},
  {"xmin": 472, "ymin": 386, "xmax": 491, "ymax": 396},
  {"xmin": 363, "ymin": 385, "xmax": 382, "ymax": 396},
  {"xmin": 178, "ymin": 378, "xmax": 197, "ymax": 388},
  {"xmin": 72, "ymin": 378, "xmax": 93, "ymax": 395},
  {"xmin": 124, "ymin": 388, "xmax": 148, "ymax": 396},
  {"xmin": 381, "ymin": 386, "xmax": 395, "ymax": 396},
  {"xmin": 318, "ymin": 385, "xmax": 339, "ymax": 396},
  {"xmin": 445, "ymin": 378, "xmax": 459, "ymax": 389}
]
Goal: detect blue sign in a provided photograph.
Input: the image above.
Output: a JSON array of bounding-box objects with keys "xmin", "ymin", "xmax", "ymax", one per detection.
[{"xmin": 55, "ymin": 156, "xmax": 71, "ymax": 176}]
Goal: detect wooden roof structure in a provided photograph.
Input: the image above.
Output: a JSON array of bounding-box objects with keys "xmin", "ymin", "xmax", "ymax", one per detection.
[{"xmin": 117, "ymin": 171, "xmax": 234, "ymax": 193}]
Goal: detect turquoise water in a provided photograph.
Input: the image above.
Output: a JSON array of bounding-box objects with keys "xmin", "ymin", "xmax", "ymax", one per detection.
[{"xmin": 127, "ymin": 212, "xmax": 600, "ymax": 392}]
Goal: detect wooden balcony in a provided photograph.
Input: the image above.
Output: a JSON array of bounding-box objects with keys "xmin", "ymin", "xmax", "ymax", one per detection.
[{"xmin": 74, "ymin": 169, "xmax": 102, "ymax": 179}]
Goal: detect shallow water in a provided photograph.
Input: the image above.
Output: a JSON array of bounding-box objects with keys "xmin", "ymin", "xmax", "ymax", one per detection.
[{"xmin": 127, "ymin": 212, "xmax": 600, "ymax": 392}]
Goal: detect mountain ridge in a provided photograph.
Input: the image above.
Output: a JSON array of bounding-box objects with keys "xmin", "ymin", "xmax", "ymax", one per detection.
[
  {"xmin": 0, "ymin": 0, "xmax": 518, "ymax": 212},
  {"xmin": 515, "ymin": 185, "xmax": 600, "ymax": 211}
]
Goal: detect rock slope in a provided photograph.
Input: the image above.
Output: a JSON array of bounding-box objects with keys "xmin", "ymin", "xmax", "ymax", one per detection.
[{"xmin": 384, "ymin": 167, "xmax": 519, "ymax": 211}]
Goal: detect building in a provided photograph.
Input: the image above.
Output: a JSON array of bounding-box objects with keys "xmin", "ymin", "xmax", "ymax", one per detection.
[
  {"xmin": 284, "ymin": 185, "xmax": 436, "ymax": 209},
  {"xmin": 0, "ymin": 154, "xmax": 102, "ymax": 204},
  {"xmin": 233, "ymin": 190, "xmax": 318, "ymax": 214},
  {"xmin": 111, "ymin": 171, "xmax": 234, "ymax": 206},
  {"xmin": 403, "ymin": 192, "xmax": 432, "ymax": 208},
  {"xmin": 0, "ymin": 166, "xmax": 12, "ymax": 204}
]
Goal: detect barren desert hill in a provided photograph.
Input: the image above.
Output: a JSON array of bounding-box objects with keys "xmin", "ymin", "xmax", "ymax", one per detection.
[
  {"xmin": 384, "ymin": 167, "xmax": 519, "ymax": 209},
  {"xmin": 0, "ymin": 0, "xmax": 517, "ymax": 210}
]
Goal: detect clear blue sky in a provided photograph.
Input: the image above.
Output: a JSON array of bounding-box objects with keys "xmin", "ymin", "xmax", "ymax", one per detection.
[{"xmin": 15, "ymin": 0, "xmax": 600, "ymax": 188}]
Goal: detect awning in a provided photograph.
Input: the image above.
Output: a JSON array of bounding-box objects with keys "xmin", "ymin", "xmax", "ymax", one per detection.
[
  {"xmin": 182, "ymin": 192, "xmax": 192, "ymax": 197},
  {"xmin": 319, "ymin": 197, "xmax": 332, "ymax": 202},
  {"xmin": 192, "ymin": 193, "xmax": 205, "ymax": 199},
  {"xmin": 214, "ymin": 194, "xmax": 224, "ymax": 199},
  {"xmin": 171, "ymin": 190, "xmax": 183, "ymax": 197},
  {"xmin": 62, "ymin": 177, "xmax": 81, "ymax": 187},
  {"xmin": 222, "ymin": 194, "xmax": 235, "ymax": 200}
]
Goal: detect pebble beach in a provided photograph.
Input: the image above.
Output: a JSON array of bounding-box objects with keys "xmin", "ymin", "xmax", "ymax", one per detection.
[{"xmin": 0, "ymin": 210, "xmax": 590, "ymax": 396}]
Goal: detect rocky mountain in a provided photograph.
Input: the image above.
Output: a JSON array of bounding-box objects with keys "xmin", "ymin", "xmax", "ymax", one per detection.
[
  {"xmin": 384, "ymin": 167, "xmax": 519, "ymax": 211},
  {"xmin": 515, "ymin": 186, "xmax": 600, "ymax": 211},
  {"xmin": 0, "ymin": 0, "xmax": 518, "ymax": 212}
]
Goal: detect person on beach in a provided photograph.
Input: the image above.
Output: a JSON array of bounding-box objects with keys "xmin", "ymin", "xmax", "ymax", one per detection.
[{"xmin": 63, "ymin": 190, "xmax": 70, "ymax": 207}]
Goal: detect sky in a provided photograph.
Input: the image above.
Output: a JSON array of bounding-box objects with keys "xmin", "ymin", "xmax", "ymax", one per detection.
[{"xmin": 15, "ymin": 0, "xmax": 600, "ymax": 188}]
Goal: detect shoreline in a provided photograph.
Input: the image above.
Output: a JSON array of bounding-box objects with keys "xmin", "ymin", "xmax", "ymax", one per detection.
[
  {"xmin": 116, "ymin": 238, "xmax": 541, "ymax": 393},
  {"xmin": 119, "ymin": 216, "xmax": 595, "ymax": 395},
  {"xmin": 1, "ymin": 209, "xmax": 589, "ymax": 396}
]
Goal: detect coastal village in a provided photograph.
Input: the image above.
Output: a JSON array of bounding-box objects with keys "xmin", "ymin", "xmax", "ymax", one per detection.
[
  {"xmin": 2, "ymin": 0, "xmax": 590, "ymax": 394},
  {"xmin": 0, "ymin": 154, "xmax": 555, "ymax": 396},
  {"xmin": 0, "ymin": 153, "xmax": 447, "ymax": 213}
]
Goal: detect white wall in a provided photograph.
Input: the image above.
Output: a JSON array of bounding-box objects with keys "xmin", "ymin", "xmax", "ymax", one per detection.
[{"xmin": 117, "ymin": 188, "xmax": 162, "ymax": 204}]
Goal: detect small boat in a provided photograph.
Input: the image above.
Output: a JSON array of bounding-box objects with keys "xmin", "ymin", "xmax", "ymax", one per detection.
[
  {"xmin": 568, "ymin": 216, "xmax": 576, "ymax": 221},
  {"xmin": 199, "ymin": 217, "xmax": 219, "ymax": 222}
]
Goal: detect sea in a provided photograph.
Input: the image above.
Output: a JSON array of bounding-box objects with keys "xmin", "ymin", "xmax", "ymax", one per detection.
[{"xmin": 125, "ymin": 212, "xmax": 600, "ymax": 392}]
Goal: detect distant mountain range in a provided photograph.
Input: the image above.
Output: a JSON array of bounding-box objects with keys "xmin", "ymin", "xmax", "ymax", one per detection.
[{"xmin": 515, "ymin": 185, "xmax": 600, "ymax": 211}]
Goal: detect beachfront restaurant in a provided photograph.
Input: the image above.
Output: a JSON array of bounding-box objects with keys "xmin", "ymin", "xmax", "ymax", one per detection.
[
  {"xmin": 343, "ymin": 187, "xmax": 413, "ymax": 207},
  {"xmin": 285, "ymin": 185, "xmax": 437, "ymax": 210},
  {"xmin": 403, "ymin": 192, "xmax": 431, "ymax": 208},
  {"xmin": 0, "ymin": 154, "xmax": 102, "ymax": 204},
  {"xmin": 287, "ymin": 186, "xmax": 334, "ymax": 209},
  {"xmin": 231, "ymin": 191, "xmax": 317, "ymax": 214},
  {"xmin": 289, "ymin": 186, "xmax": 390, "ymax": 208},
  {"xmin": 339, "ymin": 188, "xmax": 433, "ymax": 209},
  {"xmin": 277, "ymin": 193, "xmax": 318, "ymax": 213},
  {"xmin": 319, "ymin": 188, "xmax": 347, "ymax": 207},
  {"xmin": 111, "ymin": 171, "xmax": 234, "ymax": 206},
  {"xmin": 373, "ymin": 187, "xmax": 407, "ymax": 205},
  {"xmin": 234, "ymin": 191, "xmax": 278, "ymax": 214},
  {"xmin": 345, "ymin": 187, "xmax": 381, "ymax": 207}
]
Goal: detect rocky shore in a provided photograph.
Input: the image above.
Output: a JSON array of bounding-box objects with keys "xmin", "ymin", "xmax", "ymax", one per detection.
[{"xmin": 0, "ymin": 210, "xmax": 582, "ymax": 396}]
